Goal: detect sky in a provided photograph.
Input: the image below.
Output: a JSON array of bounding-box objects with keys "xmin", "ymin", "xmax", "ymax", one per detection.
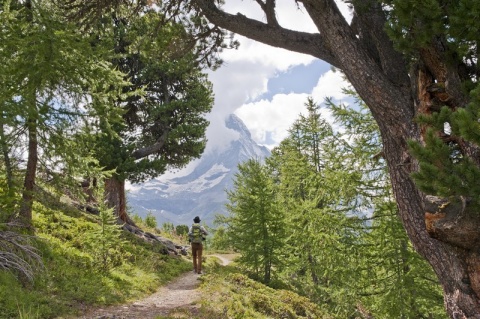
[
  {"xmin": 203, "ymin": 0, "xmax": 353, "ymax": 152},
  {"xmin": 146, "ymin": 1, "xmax": 353, "ymax": 181}
]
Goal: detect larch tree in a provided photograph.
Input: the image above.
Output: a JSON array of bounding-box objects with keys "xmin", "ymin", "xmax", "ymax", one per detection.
[
  {"xmin": 328, "ymin": 94, "xmax": 446, "ymax": 318},
  {"xmin": 0, "ymin": 0, "xmax": 126, "ymax": 228},
  {"xmin": 193, "ymin": 0, "xmax": 480, "ymax": 317},
  {"xmin": 225, "ymin": 158, "xmax": 285, "ymax": 284},
  {"xmin": 267, "ymin": 99, "xmax": 365, "ymax": 316}
]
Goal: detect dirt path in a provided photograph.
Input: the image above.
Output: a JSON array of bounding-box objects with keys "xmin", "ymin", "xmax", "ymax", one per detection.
[
  {"xmin": 210, "ymin": 253, "xmax": 235, "ymax": 266},
  {"xmin": 73, "ymin": 254, "xmax": 235, "ymax": 319}
]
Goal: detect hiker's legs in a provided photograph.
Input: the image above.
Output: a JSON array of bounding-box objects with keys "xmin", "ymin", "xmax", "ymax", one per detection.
[
  {"xmin": 191, "ymin": 243, "xmax": 199, "ymax": 273},
  {"xmin": 197, "ymin": 244, "xmax": 203, "ymax": 273}
]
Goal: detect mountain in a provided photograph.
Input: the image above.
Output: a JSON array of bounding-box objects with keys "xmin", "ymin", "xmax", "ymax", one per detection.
[{"xmin": 126, "ymin": 114, "xmax": 271, "ymax": 226}]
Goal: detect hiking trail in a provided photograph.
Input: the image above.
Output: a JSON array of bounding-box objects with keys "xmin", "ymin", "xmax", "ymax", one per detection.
[{"xmin": 71, "ymin": 254, "xmax": 234, "ymax": 319}]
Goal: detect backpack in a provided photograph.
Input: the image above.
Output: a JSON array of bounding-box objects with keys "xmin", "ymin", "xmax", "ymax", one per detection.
[{"xmin": 190, "ymin": 223, "xmax": 204, "ymax": 243}]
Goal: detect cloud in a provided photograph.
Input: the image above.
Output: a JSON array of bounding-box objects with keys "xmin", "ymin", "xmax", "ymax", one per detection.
[
  {"xmin": 204, "ymin": 60, "xmax": 276, "ymax": 153},
  {"xmin": 235, "ymin": 93, "xmax": 309, "ymax": 149},
  {"xmin": 232, "ymin": 69, "xmax": 351, "ymax": 149},
  {"xmin": 311, "ymin": 69, "xmax": 349, "ymax": 101},
  {"xmin": 204, "ymin": 1, "xmax": 353, "ymax": 152}
]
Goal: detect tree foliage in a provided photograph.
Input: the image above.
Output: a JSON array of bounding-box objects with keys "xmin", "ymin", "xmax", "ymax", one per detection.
[
  {"xmin": 226, "ymin": 96, "xmax": 446, "ymax": 317},
  {"xmin": 0, "ymin": 0, "xmax": 127, "ymax": 226},
  {"xmin": 225, "ymin": 158, "xmax": 285, "ymax": 284}
]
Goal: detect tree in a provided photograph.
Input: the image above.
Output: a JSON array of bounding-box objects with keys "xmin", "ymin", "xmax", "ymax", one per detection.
[
  {"xmin": 194, "ymin": 0, "xmax": 480, "ymax": 316},
  {"xmin": 209, "ymin": 225, "xmax": 230, "ymax": 251},
  {"xmin": 0, "ymin": 0, "xmax": 126, "ymax": 228},
  {"xmin": 266, "ymin": 96, "xmax": 445, "ymax": 317},
  {"xmin": 78, "ymin": 4, "xmax": 230, "ymax": 224},
  {"xmin": 328, "ymin": 93, "xmax": 446, "ymax": 318},
  {"xmin": 225, "ymin": 158, "xmax": 285, "ymax": 284},
  {"xmin": 268, "ymin": 99, "xmax": 367, "ymax": 316},
  {"xmin": 175, "ymin": 224, "xmax": 189, "ymax": 237}
]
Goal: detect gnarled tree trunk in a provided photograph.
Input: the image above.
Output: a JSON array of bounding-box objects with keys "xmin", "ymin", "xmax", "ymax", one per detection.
[
  {"xmin": 104, "ymin": 176, "xmax": 136, "ymax": 226},
  {"xmin": 194, "ymin": 0, "xmax": 480, "ymax": 317}
]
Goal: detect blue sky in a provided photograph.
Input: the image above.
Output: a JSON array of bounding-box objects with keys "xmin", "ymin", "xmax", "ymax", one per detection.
[
  {"xmin": 202, "ymin": 1, "xmax": 353, "ymax": 152},
  {"xmin": 259, "ymin": 60, "xmax": 332, "ymax": 100}
]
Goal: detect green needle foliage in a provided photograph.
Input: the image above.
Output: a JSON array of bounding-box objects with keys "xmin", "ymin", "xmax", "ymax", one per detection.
[
  {"xmin": 84, "ymin": 204, "xmax": 127, "ymax": 273},
  {"xmin": 225, "ymin": 94, "xmax": 446, "ymax": 317},
  {"xmin": 0, "ymin": 0, "xmax": 129, "ymax": 225},
  {"xmin": 409, "ymin": 101, "xmax": 480, "ymax": 208},
  {"xmin": 225, "ymin": 158, "xmax": 286, "ymax": 284}
]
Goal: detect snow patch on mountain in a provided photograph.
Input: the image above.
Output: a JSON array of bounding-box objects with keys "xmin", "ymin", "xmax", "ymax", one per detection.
[{"xmin": 127, "ymin": 114, "xmax": 270, "ymax": 226}]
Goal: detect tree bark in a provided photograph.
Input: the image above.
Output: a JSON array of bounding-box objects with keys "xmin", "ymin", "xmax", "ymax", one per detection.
[
  {"xmin": 194, "ymin": 0, "xmax": 480, "ymax": 317},
  {"xmin": 104, "ymin": 175, "xmax": 137, "ymax": 226},
  {"xmin": 17, "ymin": 118, "xmax": 37, "ymax": 229}
]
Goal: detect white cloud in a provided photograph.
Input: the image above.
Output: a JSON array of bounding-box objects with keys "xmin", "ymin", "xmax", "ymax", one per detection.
[
  {"xmin": 235, "ymin": 93, "xmax": 308, "ymax": 148},
  {"xmin": 204, "ymin": 0, "xmax": 353, "ymax": 152},
  {"xmin": 311, "ymin": 69, "xmax": 349, "ymax": 101},
  {"xmin": 233, "ymin": 70, "xmax": 351, "ymax": 149}
]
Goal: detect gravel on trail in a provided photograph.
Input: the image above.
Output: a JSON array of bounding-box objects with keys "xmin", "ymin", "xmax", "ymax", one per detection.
[{"xmin": 71, "ymin": 254, "xmax": 234, "ymax": 319}]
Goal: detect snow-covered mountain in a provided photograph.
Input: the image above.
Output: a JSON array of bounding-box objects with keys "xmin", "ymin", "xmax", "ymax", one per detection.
[{"xmin": 126, "ymin": 114, "xmax": 271, "ymax": 226}]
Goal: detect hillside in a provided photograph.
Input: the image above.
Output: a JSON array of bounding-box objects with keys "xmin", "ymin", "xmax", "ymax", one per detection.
[{"xmin": 0, "ymin": 202, "xmax": 329, "ymax": 319}]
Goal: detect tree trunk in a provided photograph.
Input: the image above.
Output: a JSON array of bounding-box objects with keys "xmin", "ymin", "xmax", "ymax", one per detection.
[
  {"xmin": 104, "ymin": 175, "xmax": 137, "ymax": 226},
  {"xmin": 194, "ymin": 0, "xmax": 480, "ymax": 317},
  {"xmin": 17, "ymin": 118, "xmax": 37, "ymax": 229}
]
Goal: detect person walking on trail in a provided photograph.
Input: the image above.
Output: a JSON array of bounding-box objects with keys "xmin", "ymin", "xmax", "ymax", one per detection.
[{"xmin": 188, "ymin": 216, "xmax": 208, "ymax": 274}]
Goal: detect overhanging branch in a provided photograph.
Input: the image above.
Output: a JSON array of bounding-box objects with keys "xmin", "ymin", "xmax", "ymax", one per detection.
[
  {"xmin": 131, "ymin": 129, "xmax": 169, "ymax": 160},
  {"xmin": 194, "ymin": 0, "xmax": 340, "ymax": 67}
]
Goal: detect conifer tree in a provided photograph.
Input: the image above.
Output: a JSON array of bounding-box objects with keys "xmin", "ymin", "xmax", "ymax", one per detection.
[
  {"xmin": 225, "ymin": 158, "xmax": 285, "ymax": 284},
  {"xmin": 70, "ymin": 4, "xmax": 231, "ymax": 224},
  {"xmin": 327, "ymin": 92, "xmax": 446, "ymax": 318},
  {"xmin": 267, "ymin": 99, "xmax": 364, "ymax": 316},
  {"xmin": 262, "ymin": 95, "xmax": 446, "ymax": 317},
  {"xmin": 0, "ymin": 0, "xmax": 127, "ymax": 228}
]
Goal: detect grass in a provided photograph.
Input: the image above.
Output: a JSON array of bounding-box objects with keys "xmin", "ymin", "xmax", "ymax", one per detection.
[
  {"xmin": 0, "ymin": 202, "xmax": 192, "ymax": 319},
  {"xmin": 1, "ymin": 203, "xmax": 331, "ymax": 319},
  {"xmin": 155, "ymin": 256, "xmax": 332, "ymax": 319}
]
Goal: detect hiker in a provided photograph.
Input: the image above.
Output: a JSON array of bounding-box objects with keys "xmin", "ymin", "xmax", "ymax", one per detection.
[{"xmin": 188, "ymin": 216, "xmax": 208, "ymax": 274}]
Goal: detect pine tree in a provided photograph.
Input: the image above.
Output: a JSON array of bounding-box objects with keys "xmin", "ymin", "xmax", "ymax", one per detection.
[{"xmin": 87, "ymin": 8, "xmax": 221, "ymax": 224}]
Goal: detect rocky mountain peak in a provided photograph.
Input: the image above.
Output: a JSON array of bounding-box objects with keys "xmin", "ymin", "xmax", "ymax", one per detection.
[{"xmin": 127, "ymin": 114, "xmax": 270, "ymax": 226}]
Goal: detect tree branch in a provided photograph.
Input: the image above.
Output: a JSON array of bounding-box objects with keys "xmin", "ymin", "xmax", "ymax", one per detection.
[
  {"xmin": 194, "ymin": 0, "xmax": 340, "ymax": 67},
  {"xmin": 255, "ymin": 0, "xmax": 279, "ymax": 27},
  {"xmin": 131, "ymin": 129, "xmax": 169, "ymax": 160},
  {"xmin": 351, "ymin": 0, "xmax": 410, "ymax": 89}
]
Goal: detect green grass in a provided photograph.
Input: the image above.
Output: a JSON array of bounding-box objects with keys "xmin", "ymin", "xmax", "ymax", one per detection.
[
  {"xmin": 0, "ymin": 202, "xmax": 192, "ymax": 319},
  {"xmin": 155, "ymin": 257, "xmax": 332, "ymax": 319},
  {"xmin": 1, "ymin": 203, "xmax": 331, "ymax": 319}
]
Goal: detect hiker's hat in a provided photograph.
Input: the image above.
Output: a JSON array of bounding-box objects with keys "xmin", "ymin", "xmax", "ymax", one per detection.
[{"xmin": 194, "ymin": 216, "xmax": 201, "ymax": 223}]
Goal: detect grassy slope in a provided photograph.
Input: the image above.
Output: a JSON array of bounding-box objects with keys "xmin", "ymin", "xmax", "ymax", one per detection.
[
  {"xmin": 1, "ymin": 202, "xmax": 192, "ymax": 319},
  {"xmin": 156, "ymin": 257, "xmax": 331, "ymax": 319},
  {"xmin": 0, "ymin": 203, "xmax": 330, "ymax": 319}
]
